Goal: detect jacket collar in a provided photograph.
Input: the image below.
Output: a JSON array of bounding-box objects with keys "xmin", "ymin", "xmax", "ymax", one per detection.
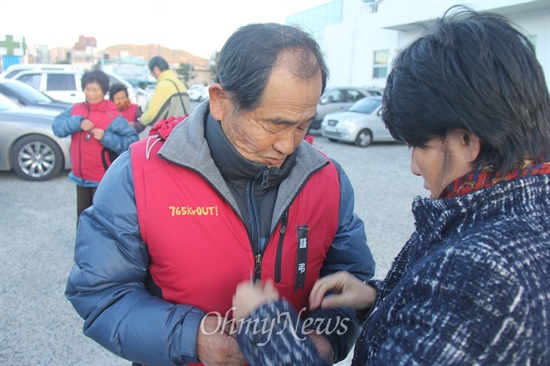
[
  {"xmin": 412, "ymin": 174, "xmax": 550, "ymax": 245},
  {"xmin": 158, "ymin": 100, "xmax": 331, "ymax": 224}
]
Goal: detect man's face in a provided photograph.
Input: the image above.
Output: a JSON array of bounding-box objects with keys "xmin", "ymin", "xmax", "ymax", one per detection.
[
  {"xmin": 212, "ymin": 58, "xmax": 322, "ymax": 169},
  {"xmin": 150, "ymin": 66, "xmax": 161, "ymax": 80}
]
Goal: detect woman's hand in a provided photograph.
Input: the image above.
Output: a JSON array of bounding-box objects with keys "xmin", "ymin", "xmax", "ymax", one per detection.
[
  {"xmin": 309, "ymin": 271, "xmax": 377, "ymax": 311},
  {"xmin": 232, "ymin": 279, "xmax": 279, "ymax": 321},
  {"xmin": 90, "ymin": 128, "xmax": 105, "ymax": 141},
  {"xmin": 80, "ymin": 119, "xmax": 94, "ymax": 132}
]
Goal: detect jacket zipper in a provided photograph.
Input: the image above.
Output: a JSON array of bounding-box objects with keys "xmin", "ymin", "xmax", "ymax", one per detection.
[
  {"xmin": 274, "ymin": 210, "xmax": 288, "ymax": 283},
  {"xmin": 250, "ymin": 169, "xmax": 265, "ymax": 282},
  {"xmin": 251, "ymin": 163, "xmax": 327, "ymax": 282},
  {"xmin": 254, "ymin": 253, "xmax": 262, "ymax": 281},
  {"xmin": 261, "ymin": 169, "xmax": 269, "ymax": 188},
  {"xmin": 78, "ymin": 104, "xmax": 91, "ymax": 179}
]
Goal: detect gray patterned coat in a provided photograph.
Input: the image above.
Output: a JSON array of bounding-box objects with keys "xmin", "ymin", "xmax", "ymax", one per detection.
[{"xmin": 238, "ymin": 174, "xmax": 550, "ymax": 365}]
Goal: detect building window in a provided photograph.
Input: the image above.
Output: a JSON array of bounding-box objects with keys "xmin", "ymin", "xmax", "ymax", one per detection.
[
  {"xmin": 361, "ymin": 0, "xmax": 380, "ymax": 14},
  {"xmin": 373, "ymin": 50, "xmax": 389, "ymax": 78}
]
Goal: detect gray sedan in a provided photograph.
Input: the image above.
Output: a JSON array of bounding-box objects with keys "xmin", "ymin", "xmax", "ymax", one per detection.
[
  {"xmin": 0, "ymin": 79, "xmax": 73, "ymax": 112},
  {"xmin": 0, "ymin": 94, "xmax": 71, "ymax": 181}
]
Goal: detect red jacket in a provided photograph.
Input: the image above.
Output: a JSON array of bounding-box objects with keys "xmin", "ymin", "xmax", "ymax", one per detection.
[
  {"xmin": 70, "ymin": 100, "xmax": 121, "ymax": 181},
  {"xmin": 119, "ymin": 103, "xmax": 140, "ymax": 122},
  {"xmin": 131, "ymin": 119, "xmax": 340, "ymax": 316}
]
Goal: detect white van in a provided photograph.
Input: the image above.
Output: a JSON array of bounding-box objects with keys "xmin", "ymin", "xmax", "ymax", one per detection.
[
  {"xmin": 0, "ymin": 64, "xmax": 79, "ymax": 79},
  {"xmin": 0, "ymin": 64, "xmax": 150, "ymax": 107}
]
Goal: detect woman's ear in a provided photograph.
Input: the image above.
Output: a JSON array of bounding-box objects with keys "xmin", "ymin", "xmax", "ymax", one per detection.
[
  {"xmin": 461, "ymin": 130, "xmax": 481, "ymax": 164},
  {"xmin": 208, "ymin": 83, "xmax": 228, "ymax": 121}
]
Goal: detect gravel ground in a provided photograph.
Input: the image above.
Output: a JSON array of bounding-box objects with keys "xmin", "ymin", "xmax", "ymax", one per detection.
[{"xmin": 0, "ymin": 132, "xmax": 426, "ymax": 366}]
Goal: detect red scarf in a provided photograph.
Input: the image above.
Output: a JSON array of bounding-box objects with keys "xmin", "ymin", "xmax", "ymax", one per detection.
[{"xmin": 439, "ymin": 160, "xmax": 550, "ymax": 199}]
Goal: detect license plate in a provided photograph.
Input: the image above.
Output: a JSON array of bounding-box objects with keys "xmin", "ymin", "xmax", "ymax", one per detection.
[{"xmin": 324, "ymin": 125, "xmax": 336, "ymax": 132}]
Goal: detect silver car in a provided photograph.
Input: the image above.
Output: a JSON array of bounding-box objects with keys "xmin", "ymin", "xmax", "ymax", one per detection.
[
  {"xmin": 310, "ymin": 86, "xmax": 382, "ymax": 132},
  {"xmin": 321, "ymin": 96, "xmax": 396, "ymax": 147},
  {"xmin": 0, "ymin": 93, "xmax": 71, "ymax": 181}
]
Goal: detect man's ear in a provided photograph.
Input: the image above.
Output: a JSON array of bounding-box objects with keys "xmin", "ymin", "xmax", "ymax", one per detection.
[{"xmin": 208, "ymin": 83, "xmax": 229, "ymax": 121}]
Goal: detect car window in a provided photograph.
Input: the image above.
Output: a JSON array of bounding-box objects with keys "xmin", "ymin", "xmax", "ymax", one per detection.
[
  {"xmin": 367, "ymin": 89, "xmax": 382, "ymax": 96},
  {"xmin": 4, "ymin": 70, "xmax": 24, "ymax": 78},
  {"xmin": 323, "ymin": 89, "xmax": 344, "ymax": 103},
  {"xmin": 47, "ymin": 74, "xmax": 77, "ymax": 91},
  {"xmin": 17, "ymin": 73, "xmax": 41, "ymax": 90},
  {"xmin": 4, "ymin": 81, "xmax": 53, "ymax": 103},
  {"xmin": 346, "ymin": 90, "xmax": 366, "ymax": 102},
  {"xmin": 348, "ymin": 98, "xmax": 382, "ymax": 114}
]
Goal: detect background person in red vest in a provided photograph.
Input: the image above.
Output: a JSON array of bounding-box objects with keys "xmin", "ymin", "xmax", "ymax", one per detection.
[
  {"xmin": 65, "ymin": 24, "xmax": 375, "ymax": 366},
  {"xmin": 109, "ymin": 83, "xmax": 145, "ymax": 134},
  {"xmin": 52, "ymin": 70, "xmax": 138, "ymax": 219}
]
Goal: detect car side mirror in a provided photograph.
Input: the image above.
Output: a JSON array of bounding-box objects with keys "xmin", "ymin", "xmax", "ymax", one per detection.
[{"xmin": 319, "ymin": 97, "xmax": 329, "ymax": 105}]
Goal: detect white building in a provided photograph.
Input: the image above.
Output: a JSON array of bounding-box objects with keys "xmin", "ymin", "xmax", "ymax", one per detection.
[{"xmin": 289, "ymin": 0, "xmax": 549, "ymax": 89}]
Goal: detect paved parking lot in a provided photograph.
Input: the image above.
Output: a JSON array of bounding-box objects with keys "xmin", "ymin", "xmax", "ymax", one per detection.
[{"xmin": 0, "ymin": 134, "xmax": 425, "ymax": 365}]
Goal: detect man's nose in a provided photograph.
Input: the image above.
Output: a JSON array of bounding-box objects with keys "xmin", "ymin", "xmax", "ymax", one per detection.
[{"xmin": 273, "ymin": 132, "xmax": 298, "ymax": 156}]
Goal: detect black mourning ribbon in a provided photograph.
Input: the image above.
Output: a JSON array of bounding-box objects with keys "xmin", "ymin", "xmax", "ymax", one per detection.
[{"xmin": 294, "ymin": 225, "xmax": 309, "ymax": 291}]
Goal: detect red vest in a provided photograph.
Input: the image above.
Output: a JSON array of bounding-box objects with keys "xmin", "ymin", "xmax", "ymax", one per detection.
[
  {"xmin": 131, "ymin": 134, "xmax": 340, "ymax": 317},
  {"xmin": 119, "ymin": 103, "xmax": 139, "ymax": 122},
  {"xmin": 70, "ymin": 100, "xmax": 121, "ymax": 181}
]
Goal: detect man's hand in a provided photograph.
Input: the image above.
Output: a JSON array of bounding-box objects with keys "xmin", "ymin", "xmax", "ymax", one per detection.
[
  {"xmin": 196, "ymin": 316, "xmax": 246, "ymax": 366},
  {"xmin": 232, "ymin": 279, "xmax": 279, "ymax": 320}
]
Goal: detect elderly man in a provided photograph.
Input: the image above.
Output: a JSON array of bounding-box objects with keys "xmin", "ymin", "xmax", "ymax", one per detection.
[{"xmin": 66, "ymin": 23, "xmax": 375, "ymax": 366}]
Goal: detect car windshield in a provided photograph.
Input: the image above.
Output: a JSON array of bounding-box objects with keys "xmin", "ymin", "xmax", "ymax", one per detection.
[
  {"xmin": 348, "ymin": 98, "xmax": 381, "ymax": 114},
  {"xmin": 6, "ymin": 81, "xmax": 53, "ymax": 103}
]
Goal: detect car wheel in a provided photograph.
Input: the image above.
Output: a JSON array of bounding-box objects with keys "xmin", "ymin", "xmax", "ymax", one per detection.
[
  {"xmin": 10, "ymin": 134, "xmax": 64, "ymax": 181},
  {"xmin": 355, "ymin": 129, "xmax": 373, "ymax": 147}
]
